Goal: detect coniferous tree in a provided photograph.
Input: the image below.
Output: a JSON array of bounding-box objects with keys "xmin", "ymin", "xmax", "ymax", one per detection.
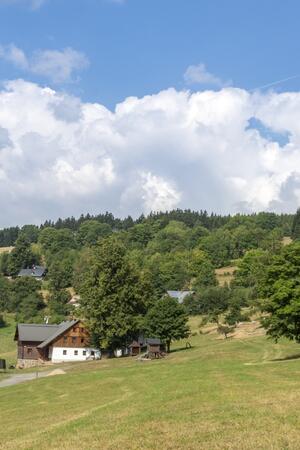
[{"xmin": 291, "ymin": 208, "xmax": 300, "ymax": 240}]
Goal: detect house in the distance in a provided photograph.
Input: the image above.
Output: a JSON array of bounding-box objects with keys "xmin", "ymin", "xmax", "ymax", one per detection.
[
  {"xmin": 18, "ymin": 265, "xmax": 47, "ymax": 281},
  {"xmin": 15, "ymin": 319, "xmax": 100, "ymax": 368},
  {"xmin": 166, "ymin": 290, "xmax": 195, "ymax": 304},
  {"xmin": 68, "ymin": 295, "xmax": 81, "ymax": 308}
]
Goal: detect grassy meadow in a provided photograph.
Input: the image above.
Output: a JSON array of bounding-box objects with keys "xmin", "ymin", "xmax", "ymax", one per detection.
[
  {"xmin": 0, "ymin": 314, "xmax": 16, "ymax": 367},
  {"xmin": 1, "ymin": 318, "xmax": 300, "ymax": 449}
]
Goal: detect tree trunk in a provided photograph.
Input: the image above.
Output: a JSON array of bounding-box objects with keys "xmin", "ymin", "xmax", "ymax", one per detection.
[{"xmin": 167, "ymin": 340, "xmax": 171, "ymax": 353}]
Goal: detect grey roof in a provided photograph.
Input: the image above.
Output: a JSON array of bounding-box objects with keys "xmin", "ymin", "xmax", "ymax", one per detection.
[
  {"xmin": 167, "ymin": 290, "xmax": 195, "ymax": 304},
  {"xmin": 18, "ymin": 265, "xmax": 47, "ymax": 278},
  {"xmin": 130, "ymin": 337, "xmax": 162, "ymax": 346},
  {"xmin": 15, "ymin": 320, "xmax": 79, "ymax": 348},
  {"xmin": 38, "ymin": 320, "xmax": 79, "ymax": 349},
  {"xmin": 146, "ymin": 338, "xmax": 161, "ymax": 345},
  {"xmin": 16, "ymin": 323, "xmax": 60, "ymax": 342}
]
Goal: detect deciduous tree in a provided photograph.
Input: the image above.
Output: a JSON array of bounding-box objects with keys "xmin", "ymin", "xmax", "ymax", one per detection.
[
  {"xmin": 8, "ymin": 234, "xmax": 39, "ymax": 276},
  {"xmin": 79, "ymin": 236, "xmax": 150, "ymax": 350},
  {"xmin": 144, "ymin": 296, "xmax": 190, "ymax": 352},
  {"xmin": 260, "ymin": 242, "xmax": 300, "ymax": 342}
]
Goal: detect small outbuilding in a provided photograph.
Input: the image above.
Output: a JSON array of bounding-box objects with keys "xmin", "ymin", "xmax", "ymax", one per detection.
[
  {"xmin": 146, "ymin": 338, "xmax": 163, "ymax": 358},
  {"xmin": 18, "ymin": 265, "xmax": 47, "ymax": 280},
  {"xmin": 129, "ymin": 340, "xmax": 142, "ymax": 356},
  {"xmin": 166, "ymin": 290, "xmax": 195, "ymax": 304},
  {"xmin": 129, "ymin": 337, "xmax": 165, "ymax": 358}
]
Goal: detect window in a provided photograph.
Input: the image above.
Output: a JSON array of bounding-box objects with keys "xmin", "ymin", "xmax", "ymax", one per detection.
[
  {"xmin": 74, "ymin": 350, "xmax": 78, "ymax": 356},
  {"xmin": 91, "ymin": 350, "xmax": 95, "ymax": 356},
  {"xmin": 83, "ymin": 351, "xmax": 86, "ymax": 356},
  {"xmin": 63, "ymin": 350, "xmax": 67, "ymax": 355},
  {"xmin": 63, "ymin": 336, "xmax": 67, "ymax": 342},
  {"xmin": 27, "ymin": 347, "xmax": 32, "ymax": 355},
  {"xmin": 81, "ymin": 328, "xmax": 85, "ymax": 333},
  {"xmin": 81, "ymin": 338, "xmax": 84, "ymax": 343},
  {"xmin": 72, "ymin": 337, "xmax": 76, "ymax": 343}
]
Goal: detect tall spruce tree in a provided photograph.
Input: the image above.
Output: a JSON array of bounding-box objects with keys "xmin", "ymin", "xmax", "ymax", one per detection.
[
  {"xmin": 291, "ymin": 208, "xmax": 300, "ymax": 240},
  {"xmin": 78, "ymin": 236, "xmax": 151, "ymax": 350}
]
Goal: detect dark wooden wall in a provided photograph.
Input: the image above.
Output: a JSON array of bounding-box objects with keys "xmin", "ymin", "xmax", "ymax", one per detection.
[
  {"xmin": 53, "ymin": 322, "xmax": 90, "ymax": 348},
  {"xmin": 17, "ymin": 341, "xmax": 47, "ymax": 360},
  {"xmin": 148, "ymin": 344, "xmax": 160, "ymax": 353}
]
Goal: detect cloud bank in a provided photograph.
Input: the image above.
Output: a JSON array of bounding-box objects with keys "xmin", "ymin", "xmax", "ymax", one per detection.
[{"xmin": 0, "ymin": 79, "xmax": 300, "ymax": 226}]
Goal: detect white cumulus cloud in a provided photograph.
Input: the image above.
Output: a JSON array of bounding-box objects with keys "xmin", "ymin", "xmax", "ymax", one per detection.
[
  {"xmin": 0, "ymin": 45, "xmax": 89, "ymax": 83},
  {"xmin": 184, "ymin": 63, "xmax": 229, "ymax": 87},
  {"xmin": 0, "ymin": 79, "xmax": 300, "ymax": 226}
]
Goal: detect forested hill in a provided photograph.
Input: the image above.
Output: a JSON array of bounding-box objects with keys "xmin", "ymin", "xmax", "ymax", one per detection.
[{"xmin": 0, "ymin": 208, "xmax": 299, "ymax": 335}]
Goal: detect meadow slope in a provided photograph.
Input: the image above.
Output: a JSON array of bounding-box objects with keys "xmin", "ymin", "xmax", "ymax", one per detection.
[
  {"xmin": 0, "ymin": 314, "xmax": 16, "ymax": 366},
  {"xmin": 1, "ymin": 322, "xmax": 300, "ymax": 450}
]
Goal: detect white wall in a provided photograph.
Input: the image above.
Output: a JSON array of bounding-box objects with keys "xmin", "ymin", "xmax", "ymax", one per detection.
[{"xmin": 50, "ymin": 346, "xmax": 101, "ymax": 362}]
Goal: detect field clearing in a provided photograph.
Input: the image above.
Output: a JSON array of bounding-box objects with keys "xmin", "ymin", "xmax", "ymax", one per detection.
[
  {"xmin": 282, "ymin": 236, "xmax": 293, "ymax": 246},
  {"xmin": 1, "ymin": 319, "xmax": 300, "ymax": 449},
  {"xmin": 0, "ymin": 246, "xmax": 14, "ymax": 253},
  {"xmin": 215, "ymin": 265, "xmax": 237, "ymax": 286}
]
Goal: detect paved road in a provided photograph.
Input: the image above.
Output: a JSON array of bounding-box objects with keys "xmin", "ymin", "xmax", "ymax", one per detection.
[{"xmin": 0, "ymin": 370, "xmax": 52, "ymax": 388}]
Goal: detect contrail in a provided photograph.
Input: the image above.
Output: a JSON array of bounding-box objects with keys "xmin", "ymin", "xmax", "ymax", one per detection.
[{"xmin": 251, "ymin": 74, "xmax": 300, "ymax": 91}]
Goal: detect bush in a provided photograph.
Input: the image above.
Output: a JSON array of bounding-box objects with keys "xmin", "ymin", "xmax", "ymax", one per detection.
[
  {"xmin": 0, "ymin": 314, "xmax": 6, "ymax": 328},
  {"xmin": 183, "ymin": 286, "xmax": 233, "ymax": 317}
]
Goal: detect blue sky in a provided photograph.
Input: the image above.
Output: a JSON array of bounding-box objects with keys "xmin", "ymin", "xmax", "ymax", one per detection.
[
  {"xmin": 1, "ymin": 0, "xmax": 300, "ymax": 225},
  {"xmin": 1, "ymin": 0, "xmax": 300, "ymax": 108}
]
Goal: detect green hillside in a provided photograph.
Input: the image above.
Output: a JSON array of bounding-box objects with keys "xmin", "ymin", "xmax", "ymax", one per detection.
[
  {"xmin": 0, "ymin": 314, "xmax": 16, "ymax": 365},
  {"xmin": 1, "ymin": 325, "xmax": 300, "ymax": 450}
]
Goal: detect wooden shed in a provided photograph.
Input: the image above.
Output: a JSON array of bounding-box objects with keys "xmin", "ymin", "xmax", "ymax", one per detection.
[
  {"xmin": 129, "ymin": 337, "xmax": 165, "ymax": 358},
  {"xmin": 146, "ymin": 338, "xmax": 162, "ymax": 358},
  {"xmin": 129, "ymin": 340, "xmax": 142, "ymax": 356}
]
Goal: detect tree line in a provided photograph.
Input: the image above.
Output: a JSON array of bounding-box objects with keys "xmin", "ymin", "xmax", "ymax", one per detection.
[{"xmin": 0, "ymin": 209, "xmax": 293, "ymax": 247}]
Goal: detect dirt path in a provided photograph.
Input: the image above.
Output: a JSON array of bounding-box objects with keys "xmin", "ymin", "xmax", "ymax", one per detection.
[{"xmin": 0, "ymin": 369, "xmax": 65, "ymax": 388}]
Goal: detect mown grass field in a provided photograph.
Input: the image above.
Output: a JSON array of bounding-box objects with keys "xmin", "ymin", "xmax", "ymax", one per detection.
[{"xmin": 1, "ymin": 318, "xmax": 300, "ymax": 449}]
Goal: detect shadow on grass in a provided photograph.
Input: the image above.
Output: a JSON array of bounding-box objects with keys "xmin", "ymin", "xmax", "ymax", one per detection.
[
  {"xmin": 271, "ymin": 353, "xmax": 300, "ymax": 362},
  {"xmin": 170, "ymin": 344, "xmax": 194, "ymax": 354}
]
